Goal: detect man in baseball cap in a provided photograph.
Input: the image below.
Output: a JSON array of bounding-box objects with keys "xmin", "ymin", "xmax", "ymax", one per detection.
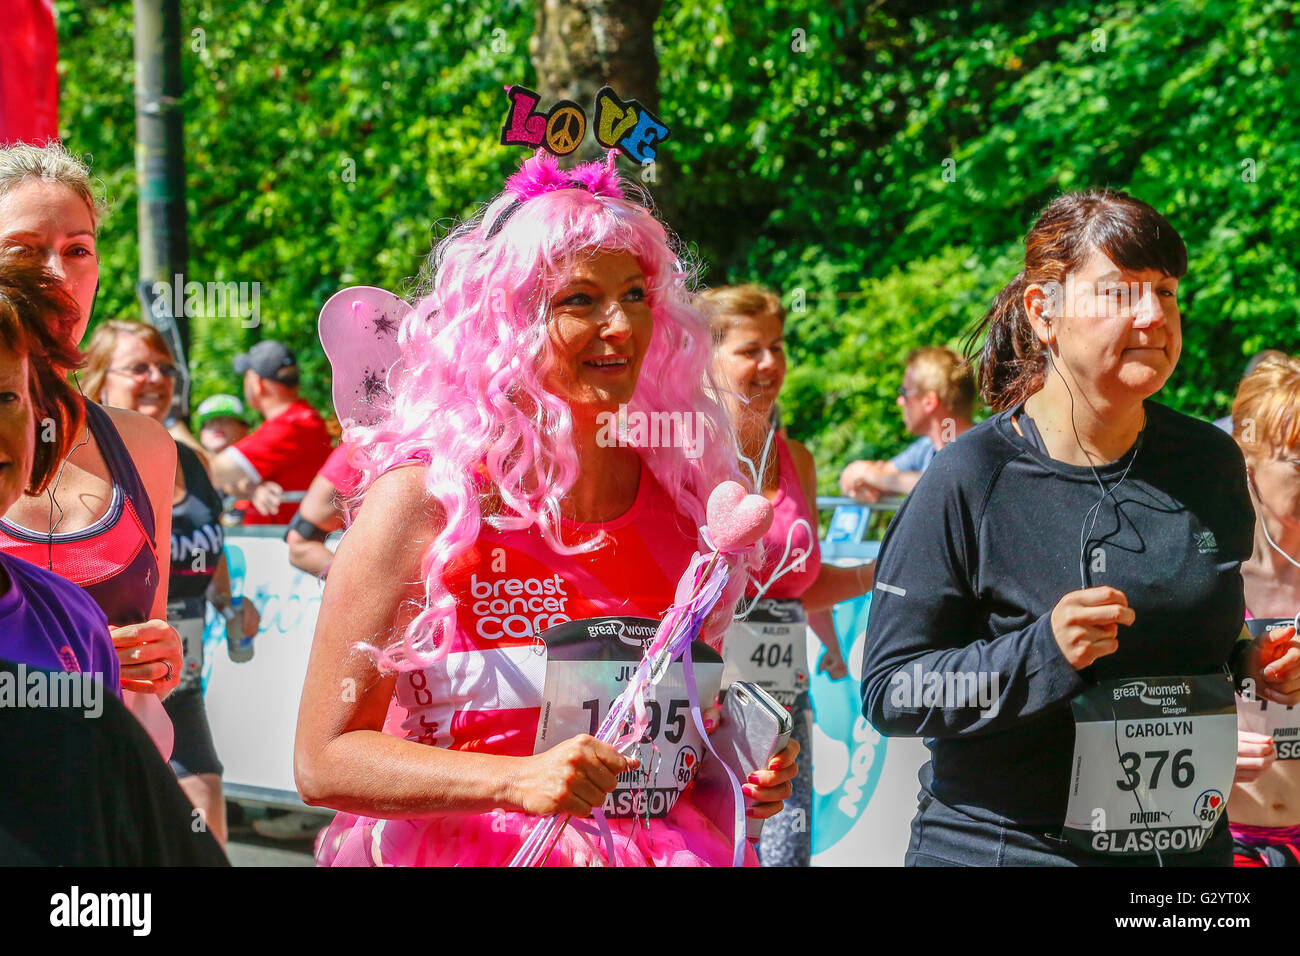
[
  {"xmin": 210, "ymin": 340, "xmax": 333, "ymax": 525},
  {"xmin": 232, "ymin": 340, "xmax": 301, "ymax": 386}
]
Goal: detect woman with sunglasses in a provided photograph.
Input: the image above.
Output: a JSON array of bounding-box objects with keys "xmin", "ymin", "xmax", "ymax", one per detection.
[
  {"xmin": 0, "ymin": 143, "xmax": 182, "ymax": 729},
  {"xmin": 82, "ymin": 318, "xmax": 260, "ymax": 846}
]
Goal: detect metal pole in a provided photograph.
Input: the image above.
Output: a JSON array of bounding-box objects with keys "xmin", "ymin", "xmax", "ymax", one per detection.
[{"xmin": 133, "ymin": 0, "xmax": 191, "ymax": 417}]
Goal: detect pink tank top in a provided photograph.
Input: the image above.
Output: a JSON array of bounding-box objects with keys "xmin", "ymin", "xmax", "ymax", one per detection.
[
  {"xmin": 747, "ymin": 436, "xmax": 821, "ymax": 600},
  {"xmin": 0, "ymin": 402, "xmax": 157, "ymax": 626},
  {"xmin": 392, "ymin": 458, "xmax": 700, "ymax": 756}
]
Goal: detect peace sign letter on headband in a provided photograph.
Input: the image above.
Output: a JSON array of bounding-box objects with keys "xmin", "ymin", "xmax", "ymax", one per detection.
[{"xmin": 500, "ymin": 85, "xmax": 587, "ymax": 157}]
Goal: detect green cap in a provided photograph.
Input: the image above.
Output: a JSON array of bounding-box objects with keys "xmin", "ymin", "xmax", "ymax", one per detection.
[{"xmin": 195, "ymin": 394, "xmax": 250, "ymax": 429}]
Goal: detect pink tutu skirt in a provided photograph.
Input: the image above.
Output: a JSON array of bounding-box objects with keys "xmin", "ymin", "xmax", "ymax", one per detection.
[{"xmin": 315, "ymin": 797, "xmax": 757, "ymax": 867}]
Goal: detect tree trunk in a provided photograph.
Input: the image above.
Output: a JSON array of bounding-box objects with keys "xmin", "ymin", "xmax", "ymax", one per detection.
[{"xmin": 529, "ymin": 0, "xmax": 674, "ymax": 215}]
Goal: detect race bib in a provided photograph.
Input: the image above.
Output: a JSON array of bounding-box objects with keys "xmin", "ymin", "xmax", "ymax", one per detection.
[
  {"xmin": 721, "ymin": 598, "xmax": 808, "ymax": 708},
  {"xmin": 1063, "ymin": 674, "xmax": 1236, "ymax": 856},
  {"xmin": 534, "ymin": 616, "xmax": 723, "ymax": 819},
  {"xmin": 167, "ymin": 597, "xmax": 206, "ymax": 693}
]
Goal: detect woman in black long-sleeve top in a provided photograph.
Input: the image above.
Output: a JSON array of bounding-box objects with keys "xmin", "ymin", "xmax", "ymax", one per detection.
[{"xmin": 861, "ymin": 189, "xmax": 1300, "ymax": 866}]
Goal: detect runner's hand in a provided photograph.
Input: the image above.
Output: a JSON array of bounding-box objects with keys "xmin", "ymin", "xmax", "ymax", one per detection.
[
  {"xmin": 251, "ymin": 480, "xmax": 284, "ymax": 516},
  {"xmin": 1050, "ymin": 586, "xmax": 1134, "ymax": 670},
  {"xmin": 240, "ymin": 600, "xmax": 260, "ymax": 638},
  {"xmin": 745, "ymin": 738, "xmax": 800, "ymax": 820},
  {"xmin": 1234, "ymin": 730, "xmax": 1276, "ymax": 785},
  {"xmin": 839, "ymin": 460, "xmax": 884, "ymax": 504},
  {"xmin": 1250, "ymin": 625, "xmax": 1300, "ymax": 704},
  {"xmin": 818, "ymin": 646, "xmax": 849, "ymax": 680},
  {"xmin": 112, "ymin": 620, "xmax": 183, "ymax": 698},
  {"xmin": 510, "ymin": 734, "xmax": 638, "ymax": 817}
]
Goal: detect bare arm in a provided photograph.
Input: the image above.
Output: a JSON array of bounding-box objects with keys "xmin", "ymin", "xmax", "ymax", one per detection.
[
  {"xmin": 286, "ymin": 473, "xmax": 346, "ymax": 578},
  {"xmin": 801, "ymin": 562, "xmax": 874, "ymax": 613},
  {"xmin": 210, "ymin": 447, "xmax": 260, "ymax": 496},
  {"xmin": 168, "ymin": 421, "xmax": 208, "ymax": 468},
  {"xmin": 293, "ymin": 465, "xmax": 631, "ymax": 819},
  {"xmin": 787, "ymin": 440, "xmax": 873, "ymax": 613},
  {"xmin": 103, "ymin": 406, "xmax": 176, "ymax": 622},
  {"xmin": 874, "ymin": 466, "xmax": 922, "ymax": 497},
  {"xmin": 102, "ymin": 406, "xmax": 183, "ymax": 697},
  {"xmin": 808, "ymin": 607, "xmax": 848, "ymax": 678}
]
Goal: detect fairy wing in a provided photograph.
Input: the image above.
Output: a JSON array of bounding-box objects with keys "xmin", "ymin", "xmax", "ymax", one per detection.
[{"xmin": 317, "ymin": 286, "xmax": 410, "ymax": 428}]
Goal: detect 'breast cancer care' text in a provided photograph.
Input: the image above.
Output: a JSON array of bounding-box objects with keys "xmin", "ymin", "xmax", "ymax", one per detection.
[{"xmin": 468, "ymin": 571, "xmax": 572, "ymax": 640}]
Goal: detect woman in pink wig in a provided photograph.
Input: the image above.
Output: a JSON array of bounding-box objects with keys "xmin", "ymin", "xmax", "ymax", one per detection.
[{"xmin": 295, "ymin": 150, "xmax": 799, "ymax": 866}]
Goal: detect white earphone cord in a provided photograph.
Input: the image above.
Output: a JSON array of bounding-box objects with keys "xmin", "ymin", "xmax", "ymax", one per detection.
[
  {"xmin": 1251, "ymin": 477, "xmax": 1300, "ymax": 572},
  {"xmin": 735, "ymin": 410, "xmax": 814, "ymax": 619},
  {"xmin": 1046, "ymin": 318, "xmax": 1161, "ymax": 866}
]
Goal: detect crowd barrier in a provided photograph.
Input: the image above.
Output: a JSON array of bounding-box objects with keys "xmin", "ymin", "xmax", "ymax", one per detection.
[{"xmin": 200, "ymin": 499, "xmax": 928, "ymax": 865}]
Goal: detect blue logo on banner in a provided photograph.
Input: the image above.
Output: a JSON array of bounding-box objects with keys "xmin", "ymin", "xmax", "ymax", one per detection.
[{"xmin": 810, "ymin": 592, "xmax": 888, "ymax": 856}]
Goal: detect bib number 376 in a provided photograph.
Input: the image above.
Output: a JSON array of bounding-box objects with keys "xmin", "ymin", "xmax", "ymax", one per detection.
[{"xmin": 1063, "ymin": 674, "xmax": 1236, "ymax": 856}]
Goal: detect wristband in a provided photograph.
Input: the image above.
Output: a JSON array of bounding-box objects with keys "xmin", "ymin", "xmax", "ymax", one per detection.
[
  {"xmin": 220, "ymin": 604, "xmax": 239, "ymax": 623},
  {"xmin": 286, "ymin": 513, "xmax": 331, "ymax": 543}
]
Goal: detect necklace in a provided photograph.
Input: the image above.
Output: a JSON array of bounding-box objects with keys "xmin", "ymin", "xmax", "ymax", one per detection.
[
  {"xmin": 738, "ymin": 420, "xmax": 776, "ymax": 494},
  {"xmin": 43, "ymin": 380, "xmax": 94, "ymax": 572}
]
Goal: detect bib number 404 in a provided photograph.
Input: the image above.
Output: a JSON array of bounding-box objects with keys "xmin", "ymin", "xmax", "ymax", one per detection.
[
  {"xmin": 749, "ymin": 643, "xmax": 794, "ymax": 669},
  {"xmin": 1116, "ymin": 748, "xmax": 1195, "ymax": 792},
  {"xmin": 581, "ymin": 697, "xmax": 689, "ymax": 746}
]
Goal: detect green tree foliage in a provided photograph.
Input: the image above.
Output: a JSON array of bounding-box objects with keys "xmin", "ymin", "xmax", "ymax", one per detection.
[
  {"xmin": 54, "ymin": 0, "xmax": 1299, "ymax": 484},
  {"xmin": 56, "ymin": 0, "xmax": 533, "ymax": 415}
]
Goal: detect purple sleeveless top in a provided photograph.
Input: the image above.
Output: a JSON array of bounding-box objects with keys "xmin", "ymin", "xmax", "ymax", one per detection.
[
  {"xmin": 0, "ymin": 401, "xmax": 159, "ymax": 627},
  {"xmin": 0, "ymin": 549, "xmax": 121, "ymax": 697},
  {"xmin": 747, "ymin": 436, "xmax": 822, "ymax": 601}
]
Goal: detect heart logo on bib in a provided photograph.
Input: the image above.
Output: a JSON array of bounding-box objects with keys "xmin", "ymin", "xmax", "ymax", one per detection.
[
  {"xmin": 706, "ymin": 481, "xmax": 774, "ymax": 553},
  {"xmin": 1209, "ymin": 795, "xmax": 1221, "ymax": 809}
]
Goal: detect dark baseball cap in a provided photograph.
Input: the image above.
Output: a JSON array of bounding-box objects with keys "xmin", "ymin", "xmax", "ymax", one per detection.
[{"xmin": 233, "ymin": 340, "xmax": 300, "ymax": 385}]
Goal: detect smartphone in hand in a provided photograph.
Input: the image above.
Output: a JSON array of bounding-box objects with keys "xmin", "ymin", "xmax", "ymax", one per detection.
[{"xmin": 692, "ymin": 680, "xmax": 793, "ymax": 844}]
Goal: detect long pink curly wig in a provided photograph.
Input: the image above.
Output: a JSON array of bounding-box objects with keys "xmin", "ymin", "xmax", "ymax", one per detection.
[{"xmin": 348, "ymin": 149, "xmax": 747, "ymax": 672}]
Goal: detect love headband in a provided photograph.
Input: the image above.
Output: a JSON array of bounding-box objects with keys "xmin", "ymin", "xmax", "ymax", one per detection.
[{"xmin": 500, "ymin": 85, "xmax": 671, "ymax": 165}]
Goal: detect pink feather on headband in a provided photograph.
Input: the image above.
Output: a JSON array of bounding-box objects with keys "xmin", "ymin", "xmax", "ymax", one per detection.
[{"xmin": 504, "ymin": 148, "xmax": 625, "ymax": 202}]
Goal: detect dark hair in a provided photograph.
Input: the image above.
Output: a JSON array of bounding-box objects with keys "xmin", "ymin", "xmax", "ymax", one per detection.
[
  {"xmin": 0, "ymin": 254, "xmax": 86, "ymax": 494},
  {"xmin": 964, "ymin": 188, "xmax": 1188, "ymax": 411}
]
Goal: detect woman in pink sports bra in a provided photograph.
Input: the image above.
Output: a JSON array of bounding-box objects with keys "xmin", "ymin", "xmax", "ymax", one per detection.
[
  {"xmin": 704, "ymin": 285, "xmax": 873, "ymax": 867},
  {"xmin": 1227, "ymin": 354, "xmax": 1300, "ymax": 866},
  {"xmin": 295, "ymin": 150, "xmax": 799, "ymax": 866},
  {"xmin": 0, "ymin": 143, "xmax": 181, "ymax": 700}
]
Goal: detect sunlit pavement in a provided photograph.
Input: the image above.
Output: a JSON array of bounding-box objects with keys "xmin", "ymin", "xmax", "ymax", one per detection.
[{"xmin": 222, "ymin": 803, "xmax": 329, "ymax": 867}]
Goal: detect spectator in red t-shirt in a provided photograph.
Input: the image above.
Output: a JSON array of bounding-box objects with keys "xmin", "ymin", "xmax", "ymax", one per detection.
[
  {"xmin": 209, "ymin": 341, "xmax": 333, "ymax": 525},
  {"xmin": 285, "ymin": 441, "xmax": 363, "ymax": 579}
]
